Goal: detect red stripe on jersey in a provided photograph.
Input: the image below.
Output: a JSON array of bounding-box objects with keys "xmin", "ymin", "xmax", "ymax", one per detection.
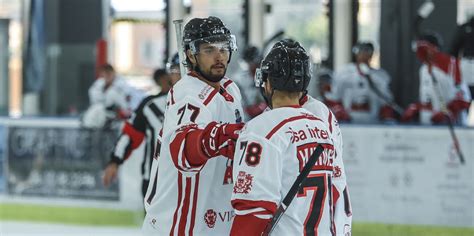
[
  {"xmin": 223, "ymin": 79, "xmax": 233, "ymax": 88},
  {"xmin": 170, "ymin": 88, "xmax": 176, "ymax": 105},
  {"xmin": 332, "ymin": 185, "xmax": 340, "ymax": 215},
  {"xmin": 122, "ymin": 122, "xmax": 145, "ymax": 151},
  {"xmin": 203, "ymin": 89, "xmax": 218, "ymax": 106},
  {"xmin": 328, "ymin": 111, "xmax": 333, "ymax": 134},
  {"xmin": 265, "ymin": 114, "xmax": 323, "ymax": 140},
  {"xmin": 189, "ymin": 174, "xmax": 200, "ymax": 236},
  {"xmin": 121, "ymin": 122, "xmax": 145, "ymax": 161},
  {"xmin": 170, "ymin": 173, "xmax": 183, "ymax": 235},
  {"xmin": 178, "ymin": 177, "xmax": 192, "ymax": 235},
  {"xmin": 170, "ymin": 130, "xmax": 188, "ymax": 172},
  {"xmin": 231, "ymin": 199, "xmax": 278, "ymax": 214}
]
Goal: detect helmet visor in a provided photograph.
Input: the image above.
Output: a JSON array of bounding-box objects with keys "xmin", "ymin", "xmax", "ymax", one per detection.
[{"xmin": 188, "ymin": 34, "xmax": 237, "ymax": 55}]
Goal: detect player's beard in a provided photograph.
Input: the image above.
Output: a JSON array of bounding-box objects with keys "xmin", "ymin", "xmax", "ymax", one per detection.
[{"xmin": 196, "ymin": 63, "xmax": 227, "ymax": 82}]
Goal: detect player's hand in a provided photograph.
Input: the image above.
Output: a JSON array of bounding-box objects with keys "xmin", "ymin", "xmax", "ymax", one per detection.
[
  {"xmin": 326, "ymin": 100, "xmax": 351, "ymax": 122},
  {"xmin": 379, "ymin": 105, "xmax": 396, "ymax": 121},
  {"xmin": 447, "ymin": 99, "xmax": 470, "ymax": 116},
  {"xmin": 401, "ymin": 103, "xmax": 421, "ymax": 122},
  {"xmin": 201, "ymin": 122, "xmax": 244, "ymax": 159},
  {"xmin": 102, "ymin": 162, "xmax": 119, "ymax": 187},
  {"xmin": 430, "ymin": 111, "xmax": 449, "ymax": 124}
]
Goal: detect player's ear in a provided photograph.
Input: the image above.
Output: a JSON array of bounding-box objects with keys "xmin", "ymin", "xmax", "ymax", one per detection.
[{"xmin": 186, "ymin": 49, "xmax": 196, "ymax": 65}]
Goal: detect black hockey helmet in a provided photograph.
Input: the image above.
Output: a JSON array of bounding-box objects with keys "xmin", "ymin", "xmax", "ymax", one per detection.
[
  {"xmin": 420, "ymin": 30, "xmax": 443, "ymax": 48},
  {"xmin": 352, "ymin": 41, "xmax": 374, "ymax": 55},
  {"xmin": 166, "ymin": 52, "xmax": 180, "ymax": 74},
  {"xmin": 183, "ymin": 16, "xmax": 237, "ymax": 55},
  {"xmin": 242, "ymin": 45, "xmax": 262, "ymax": 64},
  {"xmin": 255, "ymin": 39, "xmax": 311, "ymax": 93}
]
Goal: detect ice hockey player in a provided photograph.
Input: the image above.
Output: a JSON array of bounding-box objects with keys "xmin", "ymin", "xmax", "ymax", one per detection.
[
  {"xmin": 330, "ymin": 42, "xmax": 395, "ymax": 123},
  {"xmin": 231, "ymin": 39, "xmax": 350, "ymax": 235},
  {"xmin": 402, "ymin": 32, "xmax": 471, "ymax": 125},
  {"xmin": 142, "ymin": 16, "xmax": 245, "ymax": 235},
  {"xmin": 103, "ymin": 53, "xmax": 181, "ymax": 201}
]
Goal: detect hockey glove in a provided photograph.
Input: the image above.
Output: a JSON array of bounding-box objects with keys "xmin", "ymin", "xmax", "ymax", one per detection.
[
  {"xmin": 401, "ymin": 103, "xmax": 421, "ymax": 122},
  {"xmin": 326, "ymin": 99, "xmax": 351, "ymax": 122},
  {"xmin": 431, "ymin": 111, "xmax": 450, "ymax": 124},
  {"xmin": 379, "ymin": 105, "xmax": 396, "ymax": 121},
  {"xmin": 201, "ymin": 122, "xmax": 244, "ymax": 159},
  {"xmin": 447, "ymin": 99, "xmax": 470, "ymax": 118}
]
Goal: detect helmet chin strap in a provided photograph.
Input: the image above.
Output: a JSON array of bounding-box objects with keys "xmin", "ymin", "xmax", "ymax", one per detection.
[{"xmin": 260, "ymin": 85, "xmax": 274, "ymax": 109}]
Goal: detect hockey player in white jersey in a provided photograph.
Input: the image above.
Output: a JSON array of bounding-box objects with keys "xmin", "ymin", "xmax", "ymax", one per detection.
[
  {"xmin": 142, "ymin": 16, "xmax": 245, "ymax": 235},
  {"xmin": 330, "ymin": 42, "xmax": 396, "ymax": 123},
  {"xmin": 102, "ymin": 56, "xmax": 181, "ymax": 201},
  {"xmin": 402, "ymin": 32, "xmax": 471, "ymax": 125},
  {"xmin": 231, "ymin": 39, "xmax": 342, "ymax": 235}
]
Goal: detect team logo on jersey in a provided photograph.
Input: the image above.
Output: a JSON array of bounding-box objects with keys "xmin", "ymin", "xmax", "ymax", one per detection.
[
  {"xmin": 199, "ymin": 86, "xmax": 213, "ymax": 100},
  {"xmin": 204, "ymin": 209, "xmax": 217, "ymax": 228},
  {"xmin": 233, "ymin": 171, "xmax": 253, "ymax": 194}
]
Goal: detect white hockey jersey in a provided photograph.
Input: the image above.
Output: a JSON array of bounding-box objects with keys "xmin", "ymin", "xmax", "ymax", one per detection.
[
  {"xmin": 88, "ymin": 77, "xmax": 145, "ymax": 111},
  {"xmin": 142, "ymin": 74, "xmax": 244, "ymax": 235},
  {"xmin": 232, "ymin": 106, "xmax": 336, "ymax": 236},
  {"xmin": 331, "ymin": 63, "xmax": 393, "ymax": 123},
  {"xmin": 419, "ymin": 64, "xmax": 472, "ymax": 125},
  {"xmin": 301, "ymin": 95, "xmax": 352, "ymax": 235}
]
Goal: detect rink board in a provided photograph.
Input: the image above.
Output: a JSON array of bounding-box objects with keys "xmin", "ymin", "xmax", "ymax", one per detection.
[
  {"xmin": 0, "ymin": 118, "xmax": 473, "ymax": 227},
  {"xmin": 342, "ymin": 124, "xmax": 474, "ymax": 227},
  {"xmin": 0, "ymin": 118, "xmax": 119, "ymax": 200}
]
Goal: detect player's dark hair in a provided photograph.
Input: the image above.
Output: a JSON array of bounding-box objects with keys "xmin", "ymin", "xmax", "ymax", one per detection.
[
  {"xmin": 153, "ymin": 68, "xmax": 168, "ymax": 84},
  {"xmin": 99, "ymin": 63, "xmax": 115, "ymax": 73}
]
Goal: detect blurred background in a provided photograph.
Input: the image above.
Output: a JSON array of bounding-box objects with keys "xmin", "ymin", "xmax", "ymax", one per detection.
[{"xmin": 0, "ymin": 0, "xmax": 473, "ymax": 235}]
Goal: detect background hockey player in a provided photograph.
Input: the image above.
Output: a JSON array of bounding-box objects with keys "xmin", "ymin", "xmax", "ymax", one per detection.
[
  {"xmin": 83, "ymin": 64, "xmax": 145, "ymax": 128},
  {"xmin": 142, "ymin": 16, "xmax": 244, "ymax": 235},
  {"xmin": 330, "ymin": 41, "xmax": 396, "ymax": 123},
  {"xmin": 231, "ymin": 39, "xmax": 339, "ymax": 235},
  {"xmin": 402, "ymin": 32, "xmax": 472, "ymax": 125},
  {"xmin": 102, "ymin": 55, "xmax": 181, "ymax": 203},
  {"xmin": 233, "ymin": 45, "xmax": 267, "ymax": 119}
]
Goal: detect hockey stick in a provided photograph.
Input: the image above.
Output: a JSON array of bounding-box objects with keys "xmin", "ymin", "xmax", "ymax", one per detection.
[
  {"xmin": 173, "ymin": 19, "xmax": 186, "ymax": 79},
  {"xmin": 357, "ymin": 65, "xmax": 405, "ymax": 115},
  {"xmin": 262, "ymin": 144, "xmax": 325, "ymax": 236},
  {"xmin": 428, "ymin": 71, "xmax": 466, "ymax": 164},
  {"xmin": 262, "ymin": 30, "xmax": 285, "ymax": 53},
  {"xmin": 413, "ymin": 1, "xmax": 465, "ymax": 164}
]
